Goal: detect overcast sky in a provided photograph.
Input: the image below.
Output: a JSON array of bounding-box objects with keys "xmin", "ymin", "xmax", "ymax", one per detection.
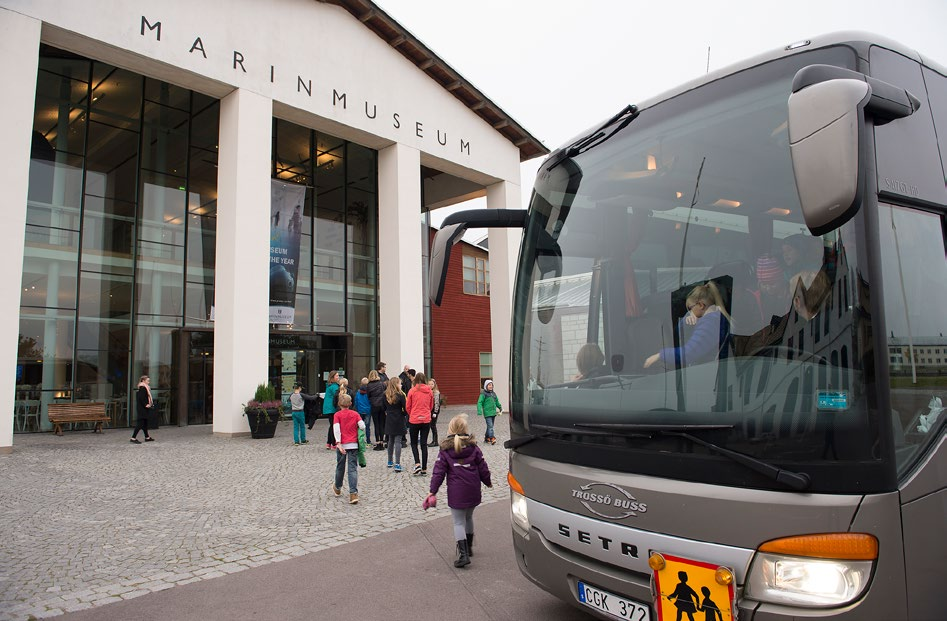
[{"xmin": 375, "ymin": 0, "xmax": 947, "ymax": 234}]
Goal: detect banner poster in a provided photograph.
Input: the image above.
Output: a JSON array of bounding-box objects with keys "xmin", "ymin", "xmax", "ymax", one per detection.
[{"xmin": 269, "ymin": 180, "xmax": 306, "ymax": 324}]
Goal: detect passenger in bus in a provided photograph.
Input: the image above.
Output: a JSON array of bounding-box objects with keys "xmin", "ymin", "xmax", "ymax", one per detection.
[
  {"xmin": 781, "ymin": 233, "xmax": 824, "ymax": 280},
  {"xmin": 643, "ymin": 282, "xmax": 731, "ymax": 369},
  {"xmin": 573, "ymin": 342, "xmax": 607, "ymax": 380},
  {"xmin": 734, "ymin": 268, "xmax": 833, "ymax": 357}
]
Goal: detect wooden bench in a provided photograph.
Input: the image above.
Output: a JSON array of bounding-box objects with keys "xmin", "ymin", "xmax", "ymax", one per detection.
[{"xmin": 47, "ymin": 402, "xmax": 110, "ymax": 436}]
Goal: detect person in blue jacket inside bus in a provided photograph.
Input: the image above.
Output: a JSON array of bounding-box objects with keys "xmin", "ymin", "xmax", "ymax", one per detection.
[{"xmin": 644, "ymin": 281, "xmax": 731, "ymax": 369}]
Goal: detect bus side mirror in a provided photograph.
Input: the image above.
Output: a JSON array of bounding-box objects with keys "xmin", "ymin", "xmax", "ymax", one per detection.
[
  {"xmin": 788, "ymin": 65, "xmax": 920, "ymax": 236},
  {"xmin": 788, "ymin": 78, "xmax": 870, "ymax": 236}
]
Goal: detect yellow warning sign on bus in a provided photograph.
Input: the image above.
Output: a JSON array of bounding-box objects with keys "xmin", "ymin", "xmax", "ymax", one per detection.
[{"xmin": 652, "ymin": 554, "xmax": 735, "ymax": 621}]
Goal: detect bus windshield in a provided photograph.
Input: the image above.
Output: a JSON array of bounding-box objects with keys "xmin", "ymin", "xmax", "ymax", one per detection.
[{"xmin": 511, "ymin": 47, "xmax": 893, "ymax": 493}]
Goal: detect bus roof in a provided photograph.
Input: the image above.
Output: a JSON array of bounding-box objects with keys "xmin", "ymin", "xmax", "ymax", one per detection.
[{"xmin": 549, "ymin": 31, "xmax": 946, "ymax": 160}]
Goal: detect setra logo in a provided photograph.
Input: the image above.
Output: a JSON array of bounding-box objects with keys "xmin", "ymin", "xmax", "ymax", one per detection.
[{"xmin": 571, "ymin": 482, "xmax": 647, "ymax": 519}]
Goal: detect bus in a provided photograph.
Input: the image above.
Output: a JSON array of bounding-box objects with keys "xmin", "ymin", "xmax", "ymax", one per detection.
[{"xmin": 429, "ymin": 32, "xmax": 946, "ymax": 621}]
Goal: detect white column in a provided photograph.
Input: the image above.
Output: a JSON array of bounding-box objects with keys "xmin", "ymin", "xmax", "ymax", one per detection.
[
  {"xmin": 485, "ymin": 180, "xmax": 522, "ymax": 411},
  {"xmin": 0, "ymin": 10, "xmax": 41, "ymax": 453},
  {"xmin": 377, "ymin": 143, "xmax": 424, "ymax": 374},
  {"xmin": 213, "ymin": 88, "xmax": 272, "ymax": 436}
]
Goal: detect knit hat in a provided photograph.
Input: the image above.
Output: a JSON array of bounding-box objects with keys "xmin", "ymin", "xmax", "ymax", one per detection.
[{"xmin": 756, "ymin": 255, "xmax": 782, "ymax": 285}]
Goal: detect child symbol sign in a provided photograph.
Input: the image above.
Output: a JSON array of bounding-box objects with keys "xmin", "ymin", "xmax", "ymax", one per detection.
[{"xmin": 652, "ymin": 554, "xmax": 734, "ymax": 621}]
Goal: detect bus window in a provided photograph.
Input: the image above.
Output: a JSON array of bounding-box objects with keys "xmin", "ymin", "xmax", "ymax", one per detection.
[{"xmin": 878, "ymin": 204, "xmax": 947, "ymax": 475}]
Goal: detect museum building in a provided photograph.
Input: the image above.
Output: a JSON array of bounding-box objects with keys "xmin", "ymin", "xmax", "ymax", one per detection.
[{"xmin": 0, "ymin": 0, "xmax": 547, "ymax": 449}]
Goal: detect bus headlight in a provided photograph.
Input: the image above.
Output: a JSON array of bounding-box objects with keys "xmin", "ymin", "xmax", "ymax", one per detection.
[
  {"xmin": 508, "ymin": 472, "xmax": 530, "ymax": 533},
  {"xmin": 745, "ymin": 534, "xmax": 877, "ymax": 608},
  {"xmin": 511, "ymin": 491, "xmax": 530, "ymax": 532}
]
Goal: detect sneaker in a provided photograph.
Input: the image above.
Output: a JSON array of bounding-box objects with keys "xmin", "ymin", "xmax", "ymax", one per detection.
[
  {"xmin": 427, "ymin": 441, "xmax": 438, "ymax": 447},
  {"xmin": 420, "ymin": 470, "xmax": 428, "ymax": 476},
  {"xmin": 130, "ymin": 438, "xmax": 141, "ymax": 444},
  {"xmin": 301, "ymin": 440, "xmax": 309, "ymax": 444},
  {"xmin": 394, "ymin": 464, "xmax": 403, "ymax": 473},
  {"xmin": 294, "ymin": 442, "xmax": 300, "ymax": 446},
  {"xmin": 332, "ymin": 484, "xmax": 342, "ymax": 496},
  {"xmin": 413, "ymin": 464, "xmax": 422, "ymax": 476},
  {"xmin": 387, "ymin": 461, "xmax": 394, "ymax": 468},
  {"xmin": 349, "ymin": 493, "xmax": 359, "ymax": 505},
  {"xmin": 144, "ymin": 437, "xmax": 155, "ymax": 442}
]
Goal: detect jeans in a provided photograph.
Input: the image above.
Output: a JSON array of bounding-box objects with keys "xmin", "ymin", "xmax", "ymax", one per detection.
[
  {"xmin": 360, "ymin": 412, "xmax": 371, "ymax": 444},
  {"xmin": 485, "ymin": 415, "xmax": 495, "ymax": 439},
  {"xmin": 335, "ymin": 449, "xmax": 359, "ymax": 493},
  {"xmin": 387, "ymin": 435, "xmax": 402, "ymax": 466},
  {"xmin": 409, "ymin": 422, "xmax": 431, "ymax": 470},
  {"xmin": 291, "ymin": 410, "xmax": 306, "ymax": 443}
]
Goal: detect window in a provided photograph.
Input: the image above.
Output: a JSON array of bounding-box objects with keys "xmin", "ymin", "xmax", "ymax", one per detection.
[
  {"xmin": 479, "ymin": 352, "xmax": 492, "ymax": 380},
  {"xmin": 463, "ymin": 254, "xmax": 489, "ymax": 295},
  {"xmin": 879, "ymin": 204, "xmax": 947, "ymax": 476}
]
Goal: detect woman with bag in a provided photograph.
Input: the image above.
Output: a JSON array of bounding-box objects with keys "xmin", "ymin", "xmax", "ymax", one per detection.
[{"xmin": 130, "ymin": 375, "xmax": 155, "ymax": 444}]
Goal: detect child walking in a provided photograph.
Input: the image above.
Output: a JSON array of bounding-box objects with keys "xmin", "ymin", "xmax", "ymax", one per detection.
[
  {"xmin": 427, "ymin": 378, "xmax": 441, "ymax": 447},
  {"xmin": 383, "ymin": 377, "xmax": 407, "ymax": 472},
  {"xmin": 427, "ymin": 414, "xmax": 492, "ymax": 568},
  {"xmin": 354, "ymin": 377, "xmax": 372, "ymax": 443},
  {"xmin": 405, "ymin": 371, "xmax": 434, "ymax": 476},
  {"xmin": 289, "ymin": 384, "xmax": 319, "ymax": 445},
  {"xmin": 332, "ymin": 393, "xmax": 365, "ymax": 505},
  {"xmin": 476, "ymin": 380, "xmax": 501, "ymax": 445}
]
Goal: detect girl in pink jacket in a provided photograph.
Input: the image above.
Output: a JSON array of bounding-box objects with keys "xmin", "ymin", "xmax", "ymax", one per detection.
[{"xmin": 405, "ymin": 371, "xmax": 434, "ymax": 475}]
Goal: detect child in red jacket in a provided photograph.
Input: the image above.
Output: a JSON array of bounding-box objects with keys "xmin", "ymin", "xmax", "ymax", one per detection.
[{"xmin": 332, "ymin": 393, "xmax": 366, "ymax": 505}]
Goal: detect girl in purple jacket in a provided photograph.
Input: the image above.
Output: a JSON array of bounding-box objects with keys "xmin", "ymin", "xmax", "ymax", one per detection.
[{"xmin": 427, "ymin": 414, "xmax": 492, "ymax": 568}]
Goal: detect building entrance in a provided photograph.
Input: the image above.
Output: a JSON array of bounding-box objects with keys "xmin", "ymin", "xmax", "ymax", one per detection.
[{"xmin": 173, "ymin": 330, "xmax": 352, "ymax": 426}]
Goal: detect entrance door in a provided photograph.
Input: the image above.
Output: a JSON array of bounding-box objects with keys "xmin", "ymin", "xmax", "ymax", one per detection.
[{"xmin": 187, "ymin": 334, "xmax": 214, "ymax": 425}]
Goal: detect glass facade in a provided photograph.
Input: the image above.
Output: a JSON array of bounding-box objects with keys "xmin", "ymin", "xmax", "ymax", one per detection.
[
  {"xmin": 17, "ymin": 46, "xmax": 379, "ymax": 431},
  {"xmin": 271, "ymin": 119, "xmax": 379, "ymax": 379}
]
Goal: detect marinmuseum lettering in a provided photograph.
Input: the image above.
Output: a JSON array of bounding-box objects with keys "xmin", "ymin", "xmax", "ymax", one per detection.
[{"xmin": 140, "ymin": 15, "xmax": 471, "ymax": 156}]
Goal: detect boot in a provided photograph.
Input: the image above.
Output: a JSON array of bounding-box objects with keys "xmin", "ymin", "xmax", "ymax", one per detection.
[
  {"xmin": 349, "ymin": 492, "xmax": 359, "ymax": 505},
  {"xmin": 466, "ymin": 533, "xmax": 474, "ymax": 557},
  {"xmin": 427, "ymin": 428, "xmax": 438, "ymax": 447},
  {"xmin": 454, "ymin": 540, "xmax": 470, "ymax": 568}
]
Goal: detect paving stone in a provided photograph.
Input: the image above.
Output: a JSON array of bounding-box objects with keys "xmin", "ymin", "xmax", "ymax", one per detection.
[{"xmin": 0, "ymin": 406, "xmax": 507, "ymax": 620}]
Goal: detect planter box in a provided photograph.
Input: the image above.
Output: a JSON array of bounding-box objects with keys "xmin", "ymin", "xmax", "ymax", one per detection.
[{"xmin": 246, "ymin": 407, "xmax": 280, "ymax": 439}]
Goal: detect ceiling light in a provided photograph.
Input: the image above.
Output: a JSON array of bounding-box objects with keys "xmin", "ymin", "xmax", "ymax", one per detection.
[
  {"xmin": 713, "ymin": 199, "xmax": 741, "ymax": 208},
  {"xmin": 767, "ymin": 208, "xmax": 792, "ymax": 216}
]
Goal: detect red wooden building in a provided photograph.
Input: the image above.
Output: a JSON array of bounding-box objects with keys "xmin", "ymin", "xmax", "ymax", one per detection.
[{"xmin": 429, "ymin": 229, "xmax": 492, "ymax": 406}]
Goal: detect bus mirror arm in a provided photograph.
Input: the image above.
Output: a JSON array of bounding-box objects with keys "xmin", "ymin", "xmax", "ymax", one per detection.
[
  {"xmin": 787, "ymin": 65, "xmax": 920, "ymax": 237},
  {"xmin": 429, "ymin": 209, "xmax": 527, "ymax": 306}
]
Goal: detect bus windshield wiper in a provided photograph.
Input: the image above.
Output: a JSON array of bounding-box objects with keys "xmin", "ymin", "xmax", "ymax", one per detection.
[
  {"xmin": 574, "ymin": 423, "xmax": 811, "ymax": 491},
  {"xmin": 546, "ymin": 104, "xmax": 639, "ymax": 171},
  {"xmin": 504, "ymin": 422, "xmax": 616, "ymax": 449}
]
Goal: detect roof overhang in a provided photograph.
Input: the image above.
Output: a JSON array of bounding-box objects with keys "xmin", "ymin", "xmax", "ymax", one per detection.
[{"xmin": 317, "ymin": 0, "xmax": 549, "ymax": 162}]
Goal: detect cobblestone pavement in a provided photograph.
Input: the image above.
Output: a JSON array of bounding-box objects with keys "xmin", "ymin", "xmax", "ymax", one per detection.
[{"xmin": 0, "ymin": 406, "xmax": 509, "ymax": 620}]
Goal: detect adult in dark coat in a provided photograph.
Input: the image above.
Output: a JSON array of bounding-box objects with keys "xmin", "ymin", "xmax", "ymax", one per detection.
[
  {"xmin": 365, "ymin": 370, "xmax": 387, "ymax": 449},
  {"xmin": 130, "ymin": 375, "xmax": 155, "ymax": 443},
  {"xmin": 376, "ymin": 362, "xmax": 390, "ymax": 382}
]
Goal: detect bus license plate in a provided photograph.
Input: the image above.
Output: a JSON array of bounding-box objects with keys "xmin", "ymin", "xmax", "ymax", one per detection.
[{"xmin": 577, "ymin": 581, "xmax": 651, "ymax": 621}]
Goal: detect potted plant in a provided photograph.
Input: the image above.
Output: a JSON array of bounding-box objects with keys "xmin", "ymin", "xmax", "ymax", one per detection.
[{"xmin": 243, "ymin": 383, "xmax": 283, "ymax": 439}]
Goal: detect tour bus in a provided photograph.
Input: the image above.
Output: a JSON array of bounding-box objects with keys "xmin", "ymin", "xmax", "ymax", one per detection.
[{"xmin": 429, "ymin": 32, "xmax": 946, "ymax": 621}]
